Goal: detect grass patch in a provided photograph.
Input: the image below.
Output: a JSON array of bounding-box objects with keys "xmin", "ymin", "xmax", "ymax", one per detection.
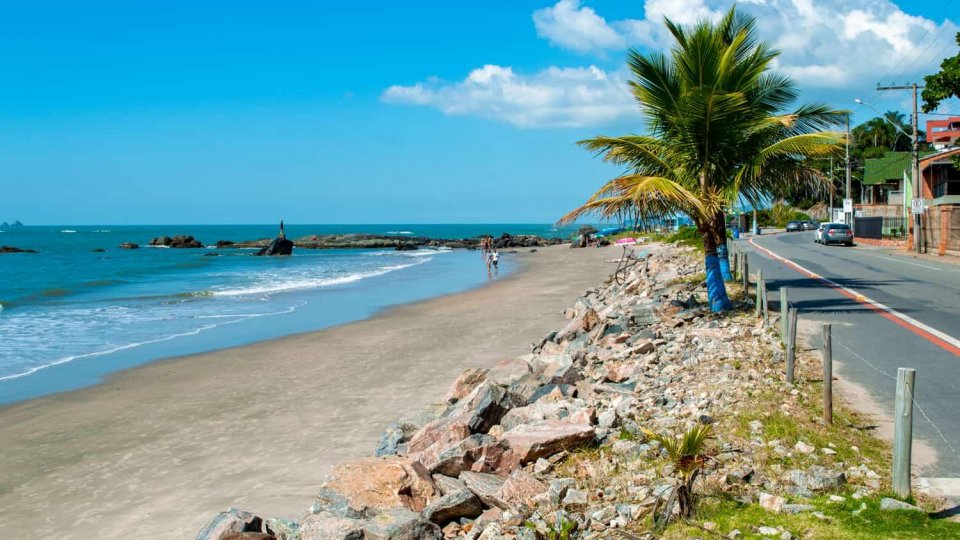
[{"xmin": 663, "ymin": 493, "xmax": 959, "ymax": 539}]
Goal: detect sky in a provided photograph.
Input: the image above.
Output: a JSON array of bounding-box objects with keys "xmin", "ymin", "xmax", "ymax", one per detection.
[{"xmin": 1, "ymin": 0, "xmax": 957, "ymax": 225}]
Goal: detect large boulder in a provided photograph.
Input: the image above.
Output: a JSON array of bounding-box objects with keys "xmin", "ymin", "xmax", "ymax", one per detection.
[
  {"xmin": 497, "ymin": 470, "xmax": 548, "ymax": 511},
  {"xmin": 459, "ymin": 472, "xmax": 508, "ymax": 510},
  {"xmin": 257, "ymin": 237, "xmax": 294, "ymax": 256},
  {"xmin": 299, "ymin": 512, "xmax": 364, "ymax": 540},
  {"xmin": 555, "ymin": 308, "xmax": 600, "ymax": 342},
  {"xmin": 316, "ymin": 457, "xmax": 438, "ymax": 518},
  {"xmin": 421, "ymin": 490, "xmax": 482, "ymax": 524},
  {"xmin": 361, "ymin": 508, "xmax": 442, "ymax": 540},
  {"xmin": 151, "ymin": 235, "xmax": 203, "ymax": 248},
  {"xmin": 195, "ymin": 508, "xmax": 266, "ymax": 540},
  {"xmin": 443, "ymin": 368, "xmax": 489, "ymax": 404},
  {"xmin": 404, "ymin": 417, "xmax": 471, "ymax": 456},
  {"xmin": 501, "ymin": 421, "xmax": 595, "ymax": 464}
]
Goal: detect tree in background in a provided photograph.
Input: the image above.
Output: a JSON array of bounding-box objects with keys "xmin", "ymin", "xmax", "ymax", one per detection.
[
  {"xmin": 559, "ymin": 7, "xmax": 845, "ymax": 312},
  {"xmin": 922, "ymin": 32, "xmax": 960, "ymax": 113}
]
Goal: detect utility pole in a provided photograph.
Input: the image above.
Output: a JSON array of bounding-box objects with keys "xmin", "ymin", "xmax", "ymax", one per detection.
[
  {"xmin": 877, "ymin": 83, "xmax": 923, "ymax": 254},
  {"xmin": 829, "ymin": 156, "xmax": 834, "ymax": 221},
  {"xmin": 845, "ymin": 115, "xmax": 852, "ymax": 226}
]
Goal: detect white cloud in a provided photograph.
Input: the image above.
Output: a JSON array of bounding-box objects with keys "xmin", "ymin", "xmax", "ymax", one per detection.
[
  {"xmin": 382, "ymin": 64, "xmax": 636, "ymax": 128},
  {"xmin": 536, "ymin": 0, "xmax": 957, "ymax": 89},
  {"xmin": 532, "ymin": 0, "xmax": 625, "ymax": 54},
  {"xmin": 382, "ymin": 1, "xmax": 956, "ymax": 128}
]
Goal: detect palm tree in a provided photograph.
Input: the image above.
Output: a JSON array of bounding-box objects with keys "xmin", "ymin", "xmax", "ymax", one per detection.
[
  {"xmin": 644, "ymin": 423, "xmax": 714, "ymax": 526},
  {"xmin": 559, "ymin": 7, "xmax": 846, "ymax": 311}
]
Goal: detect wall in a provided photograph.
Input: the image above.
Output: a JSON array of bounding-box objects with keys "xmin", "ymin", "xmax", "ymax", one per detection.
[{"xmin": 922, "ymin": 205, "xmax": 960, "ymax": 257}]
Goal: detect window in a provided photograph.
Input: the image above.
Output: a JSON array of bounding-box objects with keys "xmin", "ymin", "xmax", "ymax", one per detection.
[{"xmin": 932, "ymin": 164, "xmax": 960, "ymax": 198}]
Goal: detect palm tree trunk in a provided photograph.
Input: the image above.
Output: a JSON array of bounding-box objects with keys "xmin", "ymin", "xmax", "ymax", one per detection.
[
  {"xmin": 714, "ymin": 212, "xmax": 734, "ymax": 282},
  {"xmin": 701, "ymin": 222, "xmax": 733, "ymax": 313}
]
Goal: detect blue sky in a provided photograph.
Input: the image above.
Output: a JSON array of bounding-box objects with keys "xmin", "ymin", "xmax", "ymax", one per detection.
[{"xmin": 1, "ymin": 0, "xmax": 957, "ymax": 225}]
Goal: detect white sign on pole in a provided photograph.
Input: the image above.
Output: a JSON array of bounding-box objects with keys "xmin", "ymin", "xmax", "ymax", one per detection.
[
  {"xmin": 911, "ymin": 198, "xmax": 924, "ymax": 215},
  {"xmin": 843, "ymin": 198, "xmax": 853, "ymax": 213}
]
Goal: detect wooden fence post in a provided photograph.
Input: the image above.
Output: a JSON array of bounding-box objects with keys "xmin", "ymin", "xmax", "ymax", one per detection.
[
  {"xmin": 742, "ymin": 253, "xmax": 750, "ymax": 290},
  {"xmin": 822, "ymin": 324, "xmax": 833, "ymax": 424},
  {"xmin": 893, "ymin": 367, "xmax": 916, "ymax": 499},
  {"xmin": 732, "ymin": 247, "xmax": 739, "ymax": 279},
  {"xmin": 786, "ymin": 308, "xmax": 798, "ymax": 383},
  {"xmin": 755, "ymin": 269, "xmax": 763, "ymax": 316},
  {"xmin": 780, "ymin": 287, "xmax": 789, "ymax": 344},
  {"xmin": 762, "ymin": 285, "xmax": 769, "ymax": 325}
]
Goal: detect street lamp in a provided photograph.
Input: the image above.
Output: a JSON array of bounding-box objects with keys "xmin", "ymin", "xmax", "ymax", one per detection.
[{"xmin": 854, "ymin": 98, "xmax": 921, "ymax": 254}]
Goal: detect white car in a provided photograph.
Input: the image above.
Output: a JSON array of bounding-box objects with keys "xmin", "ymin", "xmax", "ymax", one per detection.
[
  {"xmin": 815, "ymin": 222, "xmax": 851, "ymax": 245},
  {"xmin": 815, "ymin": 222, "xmax": 837, "ymax": 243}
]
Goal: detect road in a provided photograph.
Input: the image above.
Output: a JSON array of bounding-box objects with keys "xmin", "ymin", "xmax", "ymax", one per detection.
[{"xmin": 739, "ymin": 231, "xmax": 960, "ymax": 479}]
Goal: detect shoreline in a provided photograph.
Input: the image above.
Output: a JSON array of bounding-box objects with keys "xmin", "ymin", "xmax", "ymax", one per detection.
[
  {"xmin": 0, "ymin": 243, "xmax": 615, "ymax": 539},
  {"xmin": 0, "ymin": 247, "xmax": 509, "ymax": 405}
]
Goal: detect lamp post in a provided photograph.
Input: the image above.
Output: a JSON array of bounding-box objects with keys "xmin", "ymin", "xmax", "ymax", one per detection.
[{"xmin": 855, "ymin": 99, "xmax": 921, "ymax": 253}]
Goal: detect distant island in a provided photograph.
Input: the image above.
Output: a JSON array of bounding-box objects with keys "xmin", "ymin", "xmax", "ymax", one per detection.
[{"xmin": 0, "ymin": 220, "xmax": 24, "ymax": 228}]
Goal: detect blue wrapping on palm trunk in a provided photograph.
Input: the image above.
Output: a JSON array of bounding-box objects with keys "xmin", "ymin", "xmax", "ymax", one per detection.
[
  {"xmin": 717, "ymin": 242, "xmax": 733, "ymax": 282},
  {"xmin": 705, "ymin": 254, "xmax": 733, "ymax": 312}
]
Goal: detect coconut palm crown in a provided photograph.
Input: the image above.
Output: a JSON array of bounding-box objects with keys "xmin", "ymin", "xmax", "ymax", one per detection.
[{"xmin": 560, "ymin": 7, "xmax": 847, "ymax": 312}]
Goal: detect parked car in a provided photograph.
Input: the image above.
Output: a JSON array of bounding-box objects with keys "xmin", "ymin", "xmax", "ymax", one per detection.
[
  {"xmin": 801, "ymin": 220, "xmax": 818, "ymax": 231},
  {"xmin": 786, "ymin": 220, "xmax": 802, "ymax": 232},
  {"xmin": 817, "ymin": 223, "xmax": 854, "ymax": 246}
]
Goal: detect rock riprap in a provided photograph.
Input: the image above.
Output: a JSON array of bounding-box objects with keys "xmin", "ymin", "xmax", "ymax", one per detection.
[{"xmin": 197, "ymin": 242, "xmax": 867, "ymax": 540}]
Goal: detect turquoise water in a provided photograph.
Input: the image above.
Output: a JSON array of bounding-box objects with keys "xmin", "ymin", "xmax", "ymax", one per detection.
[{"xmin": 0, "ymin": 224, "xmax": 576, "ymax": 404}]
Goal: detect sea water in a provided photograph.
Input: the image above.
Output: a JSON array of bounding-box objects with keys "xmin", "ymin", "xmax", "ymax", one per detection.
[{"xmin": 0, "ymin": 224, "xmax": 576, "ymax": 404}]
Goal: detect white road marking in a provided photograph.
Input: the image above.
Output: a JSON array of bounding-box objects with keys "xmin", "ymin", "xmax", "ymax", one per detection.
[{"xmin": 749, "ymin": 237, "xmax": 960, "ymax": 355}]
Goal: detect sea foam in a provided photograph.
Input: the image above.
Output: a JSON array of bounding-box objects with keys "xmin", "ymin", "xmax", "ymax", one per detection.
[{"xmin": 212, "ymin": 259, "xmax": 428, "ymax": 297}]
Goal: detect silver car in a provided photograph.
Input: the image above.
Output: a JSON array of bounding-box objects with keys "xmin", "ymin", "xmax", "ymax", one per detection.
[{"xmin": 816, "ymin": 223, "xmax": 853, "ymax": 246}]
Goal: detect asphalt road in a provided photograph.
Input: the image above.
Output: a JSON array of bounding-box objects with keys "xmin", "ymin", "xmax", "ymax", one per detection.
[{"xmin": 739, "ymin": 231, "xmax": 960, "ymax": 478}]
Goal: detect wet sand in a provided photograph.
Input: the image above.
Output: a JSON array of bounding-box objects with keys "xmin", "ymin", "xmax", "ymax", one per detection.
[{"xmin": 0, "ymin": 244, "xmax": 615, "ymax": 539}]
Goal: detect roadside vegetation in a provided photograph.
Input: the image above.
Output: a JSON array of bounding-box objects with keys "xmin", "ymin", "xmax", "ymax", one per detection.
[{"xmin": 551, "ymin": 293, "xmax": 960, "ymax": 539}]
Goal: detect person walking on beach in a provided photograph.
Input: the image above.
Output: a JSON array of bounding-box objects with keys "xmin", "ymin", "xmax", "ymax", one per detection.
[{"xmin": 491, "ymin": 249, "xmax": 499, "ymax": 275}]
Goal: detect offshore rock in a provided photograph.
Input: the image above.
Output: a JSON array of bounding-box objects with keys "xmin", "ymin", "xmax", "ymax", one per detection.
[
  {"xmin": 257, "ymin": 237, "xmax": 294, "ymax": 256},
  {"xmin": 151, "ymin": 235, "xmax": 203, "ymax": 248},
  {"xmin": 0, "ymin": 245, "xmax": 37, "ymax": 253}
]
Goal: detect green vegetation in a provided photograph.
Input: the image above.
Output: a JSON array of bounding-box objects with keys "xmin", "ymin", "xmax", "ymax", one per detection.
[
  {"xmin": 755, "ymin": 203, "xmax": 812, "ymax": 227},
  {"xmin": 664, "ymin": 495, "xmax": 959, "ymax": 539},
  {"xmin": 558, "ymin": 6, "xmax": 845, "ymax": 312},
  {"xmin": 922, "ymin": 32, "xmax": 960, "ymax": 113},
  {"xmin": 643, "ymin": 422, "xmax": 716, "ymax": 526}
]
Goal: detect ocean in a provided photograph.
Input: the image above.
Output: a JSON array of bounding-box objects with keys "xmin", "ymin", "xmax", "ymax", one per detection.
[{"xmin": 0, "ymin": 224, "xmax": 578, "ymax": 404}]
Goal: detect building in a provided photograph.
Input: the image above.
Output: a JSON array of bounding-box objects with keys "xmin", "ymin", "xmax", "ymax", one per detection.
[
  {"xmin": 857, "ymin": 148, "xmax": 960, "ymax": 255},
  {"xmin": 919, "ymin": 148, "xmax": 960, "ymax": 256},
  {"xmin": 926, "ymin": 117, "xmax": 960, "ymax": 149},
  {"xmin": 862, "ymin": 151, "xmax": 911, "ymax": 205}
]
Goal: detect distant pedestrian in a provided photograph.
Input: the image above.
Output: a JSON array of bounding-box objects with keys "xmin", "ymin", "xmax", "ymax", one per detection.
[{"xmin": 491, "ymin": 250, "xmax": 499, "ymax": 273}]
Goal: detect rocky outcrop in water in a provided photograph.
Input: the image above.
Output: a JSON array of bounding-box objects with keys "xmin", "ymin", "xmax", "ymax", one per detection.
[
  {"xmin": 150, "ymin": 235, "xmax": 204, "ymax": 248},
  {"xmin": 119, "ymin": 243, "xmax": 139, "ymax": 249},
  {"xmin": 225, "ymin": 233, "xmax": 562, "ymax": 251},
  {"xmin": 0, "ymin": 245, "xmax": 36, "ymax": 253},
  {"xmin": 0, "ymin": 220, "xmax": 24, "ymax": 229}
]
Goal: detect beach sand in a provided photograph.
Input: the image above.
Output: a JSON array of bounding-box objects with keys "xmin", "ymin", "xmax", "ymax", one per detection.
[{"xmin": 0, "ymin": 244, "xmax": 615, "ymax": 539}]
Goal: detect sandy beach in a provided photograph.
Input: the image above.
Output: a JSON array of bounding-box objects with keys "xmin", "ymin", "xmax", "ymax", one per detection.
[{"xmin": 0, "ymin": 244, "xmax": 615, "ymax": 539}]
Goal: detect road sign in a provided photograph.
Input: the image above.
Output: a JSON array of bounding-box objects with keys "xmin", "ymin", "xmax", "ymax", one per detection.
[
  {"xmin": 843, "ymin": 198, "xmax": 853, "ymax": 213},
  {"xmin": 911, "ymin": 198, "xmax": 925, "ymax": 215}
]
